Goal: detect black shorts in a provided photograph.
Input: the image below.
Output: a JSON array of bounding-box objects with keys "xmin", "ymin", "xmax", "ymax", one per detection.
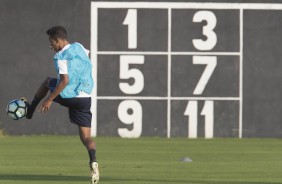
[{"xmin": 48, "ymin": 78, "xmax": 92, "ymax": 127}]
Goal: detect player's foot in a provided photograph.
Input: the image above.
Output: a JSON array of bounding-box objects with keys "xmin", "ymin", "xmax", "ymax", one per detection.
[
  {"xmin": 20, "ymin": 97, "xmax": 32, "ymax": 119},
  {"xmin": 90, "ymin": 162, "xmax": 99, "ymax": 184}
]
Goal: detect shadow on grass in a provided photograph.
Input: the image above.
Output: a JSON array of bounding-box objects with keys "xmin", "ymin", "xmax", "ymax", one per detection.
[
  {"xmin": 103, "ymin": 176, "xmax": 282, "ymax": 184},
  {"xmin": 0, "ymin": 174, "xmax": 87, "ymax": 181},
  {"xmin": 1, "ymin": 174, "xmax": 282, "ymax": 184}
]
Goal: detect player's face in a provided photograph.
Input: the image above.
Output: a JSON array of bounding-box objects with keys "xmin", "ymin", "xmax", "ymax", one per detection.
[{"xmin": 49, "ymin": 38, "xmax": 59, "ymax": 52}]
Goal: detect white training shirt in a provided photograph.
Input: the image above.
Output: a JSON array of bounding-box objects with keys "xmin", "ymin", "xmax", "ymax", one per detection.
[{"xmin": 57, "ymin": 44, "xmax": 91, "ymax": 98}]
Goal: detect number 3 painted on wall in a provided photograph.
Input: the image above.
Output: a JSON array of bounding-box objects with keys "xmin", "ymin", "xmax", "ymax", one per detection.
[{"xmin": 193, "ymin": 11, "xmax": 217, "ymax": 51}]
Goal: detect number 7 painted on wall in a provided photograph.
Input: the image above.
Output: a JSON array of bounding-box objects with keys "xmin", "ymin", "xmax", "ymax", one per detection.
[{"xmin": 193, "ymin": 56, "xmax": 217, "ymax": 95}]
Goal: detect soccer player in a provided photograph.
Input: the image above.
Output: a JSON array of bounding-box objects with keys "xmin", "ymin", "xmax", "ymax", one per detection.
[{"xmin": 22, "ymin": 26, "xmax": 99, "ymax": 184}]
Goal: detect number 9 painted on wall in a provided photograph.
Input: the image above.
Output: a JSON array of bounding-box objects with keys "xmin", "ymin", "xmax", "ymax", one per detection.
[{"xmin": 118, "ymin": 100, "xmax": 143, "ymax": 138}]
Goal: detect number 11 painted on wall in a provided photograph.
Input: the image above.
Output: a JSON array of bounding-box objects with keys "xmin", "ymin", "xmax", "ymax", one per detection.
[{"xmin": 184, "ymin": 101, "xmax": 214, "ymax": 138}]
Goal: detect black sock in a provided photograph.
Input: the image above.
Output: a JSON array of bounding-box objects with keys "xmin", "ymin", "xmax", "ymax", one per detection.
[
  {"xmin": 26, "ymin": 96, "xmax": 40, "ymax": 119},
  {"xmin": 88, "ymin": 149, "xmax": 97, "ymax": 163}
]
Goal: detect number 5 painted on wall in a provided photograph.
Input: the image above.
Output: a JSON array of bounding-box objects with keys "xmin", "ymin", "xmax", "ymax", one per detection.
[{"xmin": 119, "ymin": 55, "xmax": 145, "ymax": 94}]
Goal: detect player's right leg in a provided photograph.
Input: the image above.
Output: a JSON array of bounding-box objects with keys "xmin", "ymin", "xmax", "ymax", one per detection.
[
  {"xmin": 23, "ymin": 77, "xmax": 52, "ymax": 119},
  {"xmin": 79, "ymin": 126, "xmax": 99, "ymax": 184}
]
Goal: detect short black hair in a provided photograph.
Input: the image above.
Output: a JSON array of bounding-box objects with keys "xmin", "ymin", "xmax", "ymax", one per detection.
[{"xmin": 46, "ymin": 26, "xmax": 67, "ymax": 40}]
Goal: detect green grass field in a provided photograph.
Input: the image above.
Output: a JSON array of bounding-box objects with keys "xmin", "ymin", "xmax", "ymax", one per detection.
[{"xmin": 0, "ymin": 136, "xmax": 282, "ymax": 184}]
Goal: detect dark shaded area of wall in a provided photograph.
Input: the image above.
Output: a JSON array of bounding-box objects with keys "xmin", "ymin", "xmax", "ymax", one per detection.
[
  {"xmin": 0, "ymin": 0, "xmax": 90, "ymax": 135},
  {"xmin": 94, "ymin": 0, "xmax": 282, "ymax": 2},
  {"xmin": 243, "ymin": 10, "xmax": 282, "ymax": 137}
]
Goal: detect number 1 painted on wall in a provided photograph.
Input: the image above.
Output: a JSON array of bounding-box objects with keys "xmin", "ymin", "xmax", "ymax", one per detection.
[{"xmin": 123, "ymin": 9, "xmax": 137, "ymax": 49}]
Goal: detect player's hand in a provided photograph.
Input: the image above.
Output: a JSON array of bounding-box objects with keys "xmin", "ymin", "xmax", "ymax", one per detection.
[{"xmin": 39, "ymin": 99, "xmax": 53, "ymax": 113}]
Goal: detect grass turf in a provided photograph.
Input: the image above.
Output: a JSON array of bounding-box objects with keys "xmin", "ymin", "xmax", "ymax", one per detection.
[{"xmin": 0, "ymin": 136, "xmax": 282, "ymax": 184}]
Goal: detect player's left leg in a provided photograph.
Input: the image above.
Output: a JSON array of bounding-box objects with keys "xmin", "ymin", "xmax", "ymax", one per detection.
[
  {"xmin": 78, "ymin": 126, "xmax": 99, "ymax": 184},
  {"xmin": 23, "ymin": 77, "xmax": 53, "ymax": 119}
]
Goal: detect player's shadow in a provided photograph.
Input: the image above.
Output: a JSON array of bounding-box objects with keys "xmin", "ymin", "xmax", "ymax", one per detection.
[
  {"xmin": 102, "ymin": 177, "xmax": 282, "ymax": 184},
  {"xmin": 1, "ymin": 175, "xmax": 282, "ymax": 184},
  {"xmin": 0, "ymin": 174, "xmax": 87, "ymax": 181}
]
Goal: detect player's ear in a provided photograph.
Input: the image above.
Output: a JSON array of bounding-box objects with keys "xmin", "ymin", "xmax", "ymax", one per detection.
[
  {"xmin": 54, "ymin": 38, "xmax": 59, "ymax": 43},
  {"xmin": 49, "ymin": 37, "xmax": 58, "ymax": 44}
]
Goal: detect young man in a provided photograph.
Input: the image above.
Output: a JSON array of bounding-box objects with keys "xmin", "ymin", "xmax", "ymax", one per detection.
[{"xmin": 22, "ymin": 26, "xmax": 99, "ymax": 184}]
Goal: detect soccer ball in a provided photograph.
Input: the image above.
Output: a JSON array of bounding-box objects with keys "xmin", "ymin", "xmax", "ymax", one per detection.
[{"xmin": 6, "ymin": 99, "xmax": 27, "ymax": 120}]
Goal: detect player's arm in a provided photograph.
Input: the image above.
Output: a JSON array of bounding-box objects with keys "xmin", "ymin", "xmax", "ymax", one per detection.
[
  {"xmin": 49, "ymin": 74, "xmax": 69, "ymax": 101},
  {"xmin": 39, "ymin": 74, "xmax": 69, "ymax": 113}
]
